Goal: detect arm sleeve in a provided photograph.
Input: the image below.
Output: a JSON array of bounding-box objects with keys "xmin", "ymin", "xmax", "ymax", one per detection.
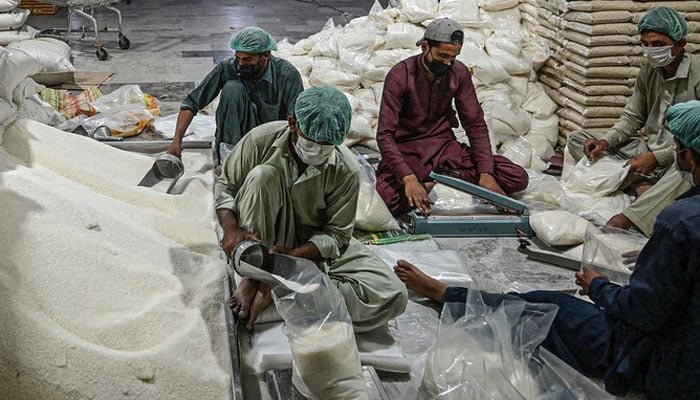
[
  {"xmin": 376, "ymin": 65, "xmax": 416, "ymax": 181},
  {"xmin": 652, "ymin": 145, "xmax": 675, "ymax": 167},
  {"xmin": 589, "ymin": 218, "xmax": 691, "ymax": 332},
  {"xmin": 602, "ymin": 68, "xmax": 649, "ymax": 149},
  {"xmin": 280, "ymin": 66, "xmax": 304, "ymax": 117},
  {"xmin": 307, "ymin": 170, "xmax": 359, "ymax": 260},
  {"xmin": 181, "ymin": 62, "xmax": 229, "ymax": 113},
  {"xmin": 454, "ymin": 67, "xmax": 494, "ymax": 176},
  {"xmin": 214, "ymin": 135, "xmax": 260, "ymax": 211}
]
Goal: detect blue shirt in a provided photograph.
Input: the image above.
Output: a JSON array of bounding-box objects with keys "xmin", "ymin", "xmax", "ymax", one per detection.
[{"xmin": 589, "ymin": 186, "xmax": 700, "ymax": 398}]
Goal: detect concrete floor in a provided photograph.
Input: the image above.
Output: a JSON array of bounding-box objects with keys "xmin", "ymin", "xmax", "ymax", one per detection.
[{"xmin": 26, "ymin": 2, "xmax": 590, "ymax": 398}]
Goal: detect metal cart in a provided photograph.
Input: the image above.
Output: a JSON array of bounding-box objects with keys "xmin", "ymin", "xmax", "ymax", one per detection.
[{"xmin": 39, "ymin": 0, "xmax": 131, "ymax": 60}]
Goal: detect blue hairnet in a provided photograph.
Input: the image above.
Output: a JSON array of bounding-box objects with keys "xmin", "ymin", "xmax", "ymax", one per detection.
[
  {"xmin": 294, "ymin": 86, "xmax": 352, "ymax": 146},
  {"xmin": 638, "ymin": 7, "xmax": 688, "ymax": 42},
  {"xmin": 667, "ymin": 100, "xmax": 700, "ymax": 153},
  {"xmin": 230, "ymin": 27, "xmax": 277, "ymax": 53}
]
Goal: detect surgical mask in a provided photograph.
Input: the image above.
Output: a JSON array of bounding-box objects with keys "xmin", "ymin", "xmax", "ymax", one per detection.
[
  {"xmin": 641, "ymin": 45, "xmax": 675, "ymax": 68},
  {"xmin": 294, "ymin": 135, "xmax": 335, "ymax": 166},
  {"xmin": 236, "ymin": 58, "xmax": 263, "ymax": 80},
  {"xmin": 428, "ymin": 59, "xmax": 451, "ymax": 76}
]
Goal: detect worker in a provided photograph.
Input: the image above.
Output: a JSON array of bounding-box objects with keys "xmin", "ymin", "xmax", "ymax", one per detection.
[
  {"xmin": 215, "ymin": 86, "xmax": 407, "ymax": 332},
  {"xmin": 375, "ymin": 18, "xmax": 528, "ymax": 217},
  {"xmin": 167, "ymin": 26, "xmax": 304, "ymax": 169},
  {"xmin": 393, "ymin": 99, "xmax": 700, "ymax": 400},
  {"xmin": 565, "ymin": 6, "xmax": 700, "ymax": 236}
]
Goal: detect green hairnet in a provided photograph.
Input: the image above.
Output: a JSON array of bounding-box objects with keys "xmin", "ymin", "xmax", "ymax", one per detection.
[
  {"xmin": 230, "ymin": 27, "xmax": 277, "ymax": 53},
  {"xmin": 638, "ymin": 7, "xmax": 688, "ymax": 42},
  {"xmin": 294, "ymin": 86, "xmax": 352, "ymax": 146},
  {"xmin": 667, "ymin": 100, "xmax": 700, "ymax": 153}
]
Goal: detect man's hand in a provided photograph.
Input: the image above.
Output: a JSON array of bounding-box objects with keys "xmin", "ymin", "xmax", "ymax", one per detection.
[
  {"xmin": 270, "ymin": 242, "xmax": 322, "ymax": 262},
  {"xmin": 575, "ymin": 266, "xmax": 609, "ymax": 296},
  {"xmin": 478, "ymin": 173, "xmax": 506, "ymax": 195},
  {"xmin": 167, "ymin": 141, "xmax": 183, "ymax": 159},
  {"xmin": 626, "ymin": 152, "xmax": 659, "ymax": 176},
  {"xmin": 403, "ymin": 174, "xmax": 432, "ymax": 215},
  {"xmin": 221, "ymin": 227, "xmax": 260, "ymax": 257},
  {"xmin": 583, "ymin": 139, "xmax": 609, "ymax": 161}
]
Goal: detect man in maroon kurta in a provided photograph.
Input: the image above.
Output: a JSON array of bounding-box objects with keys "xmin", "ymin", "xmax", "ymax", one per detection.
[{"xmin": 376, "ymin": 18, "xmax": 528, "ymax": 216}]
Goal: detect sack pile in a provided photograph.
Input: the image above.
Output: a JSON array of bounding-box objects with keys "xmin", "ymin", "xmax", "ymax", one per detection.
[
  {"xmin": 274, "ymin": 0, "xmax": 560, "ymax": 171},
  {"xmin": 0, "ymin": 0, "xmax": 38, "ymax": 45},
  {"xmin": 524, "ymin": 0, "xmax": 700, "ymax": 147}
]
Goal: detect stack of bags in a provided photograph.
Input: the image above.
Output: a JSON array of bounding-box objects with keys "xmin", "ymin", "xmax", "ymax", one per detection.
[
  {"xmin": 529, "ymin": 0, "xmax": 700, "ymax": 146},
  {"xmin": 274, "ymin": 0, "xmax": 560, "ymax": 172},
  {"xmin": 0, "ymin": 0, "xmax": 37, "ymax": 45}
]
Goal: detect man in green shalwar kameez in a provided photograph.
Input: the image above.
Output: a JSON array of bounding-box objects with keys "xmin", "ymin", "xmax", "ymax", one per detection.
[
  {"xmin": 215, "ymin": 86, "xmax": 408, "ymax": 332},
  {"xmin": 168, "ymin": 27, "xmax": 304, "ymax": 167}
]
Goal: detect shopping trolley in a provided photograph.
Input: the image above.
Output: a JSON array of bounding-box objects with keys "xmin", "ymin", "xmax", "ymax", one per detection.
[{"xmin": 39, "ymin": 0, "xmax": 131, "ymax": 60}]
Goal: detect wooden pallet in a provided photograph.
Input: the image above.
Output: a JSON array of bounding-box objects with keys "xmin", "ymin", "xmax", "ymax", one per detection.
[{"xmin": 19, "ymin": 0, "xmax": 58, "ymax": 15}]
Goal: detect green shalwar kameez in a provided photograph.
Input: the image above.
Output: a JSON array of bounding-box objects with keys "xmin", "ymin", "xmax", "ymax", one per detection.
[{"xmin": 215, "ymin": 121, "xmax": 408, "ymax": 332}]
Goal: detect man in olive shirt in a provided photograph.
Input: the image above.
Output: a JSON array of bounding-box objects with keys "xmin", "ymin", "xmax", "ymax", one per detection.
[
  {"xmin": 215, "ymin": 86, "xmax": 407, "ymax": 332},
  {"xmin": 565, "ymin": 7, "xmax": 700, "ymax": 236},
  {"xmin": 168, "ymin": 26, "xmax": 304, "ymax": 167}
]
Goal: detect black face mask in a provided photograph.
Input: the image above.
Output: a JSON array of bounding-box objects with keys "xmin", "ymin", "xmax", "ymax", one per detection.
[
  {"xmin": 428, "ymin": 59, "xmax": 451, "ymax": 76},
  {"xmin": 236, "ymin": 58, "xmax": 263, "ymax": 80}
]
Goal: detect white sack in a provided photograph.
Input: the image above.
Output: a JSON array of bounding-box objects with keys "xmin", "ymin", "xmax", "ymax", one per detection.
[
  {"xmin": 438, "ymin": 0, "xmax": 480, "ymax": 27},
  {"xmin": 0, "ymin": 8, "xmax": 29, "ymax": 31},
  {"xmin": 480, "ymin": 8, "xmax": 521, "ymax": 38},
  {"xmin": 399, "ymin": 0, "xmax": 438, "ymax": 24},
  {"xmin": 355, "ymin": 155, "xmax": 399, "ymax": 232},
  {"xmin": 368, "ymin": 0, "xmax": 399, "ymax": 30},
  {"xmin": 528, "ymin": 115, "xmax": 560, "ymax": 146},
  {"xmin": 384, "ymin": 22, "xmax": 425, "ymax": 50},
  {"xmin": 16, "ymin": 94, "xmax": 66, "ymax": 126},
  {"xmin": 485, "ymin": 36, "xmax": 532, "ymax": 75},
  {"xmin": 8, "ymin": 37, "xmax": 74, "ymax": 72},
  {"xmin": 0, "ymin": 28, "xmax": 37, "ymax": 46},
  {"xmin": 530, "ymin": 210, "xmax": 592, "ymax": 247},
  {"xmin": 479, "ymin": 0, "xmax": 519, "ymax": 12},
  {"xmin": 308, "ymin": 68, "xmax": 360, "ymax": 91},
  {"xmin": 526, "ymin": 133, "xmax": 555, "ymax": 162},
  {"xmin": 287, "ymin": 55, "xmax": 314, "ymax": 75},
  {"xmin": 0, "ymin": 0, "xmax": 19, "ymax": 12},
  {"xmin": 0, "ymin": 47, "xmax": 42, "ymax": 103},
  {"xmin": 498, "ymin": 137, "xmax": 533, "ymax": 168},
  {"xmin": 371, "ymin": 48, "xmax": 418, "ymax": 67},
  {"xmin": 563, "ymin": 157, "xmax": 630, "ymax": 196},
  {"xmin": 522, "ymin": 83, "xmax": 558, "ymax": 119},
  {"xmin": 12, "ymin": 77, "xmax": 43, "ymax": 105}
]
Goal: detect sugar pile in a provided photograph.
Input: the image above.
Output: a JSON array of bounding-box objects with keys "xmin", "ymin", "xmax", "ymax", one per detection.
[{"xmin": 0, "ymin": 119, "xmax": 231, "ymax": 399}]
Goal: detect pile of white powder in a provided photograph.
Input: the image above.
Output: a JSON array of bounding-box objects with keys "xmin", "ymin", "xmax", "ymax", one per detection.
[{"xmin": 0, "ymin": 119, "xmax": 231, "ymax": 399}]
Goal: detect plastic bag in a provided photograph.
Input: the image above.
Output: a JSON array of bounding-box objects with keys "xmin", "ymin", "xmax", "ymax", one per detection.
[
  {"xmin": 269, "ymin": 255, "xmax": 368, "ymax": 400},
  {"xmin": 429, "ymin": 183, "xmax": 500, "ymax": 216},
  {"xmin": 81, "ymin": 104, "xmax": 154, "ymax": 137},
  {"xmin": 438, "ymin": 0, "xmax": 480, "ymax": 27},
  {"xmin": 581, "ymin": 224, "xmax": 647, "ymax": 280},
  {"xmin": 90, "ymin": 85, "xmax": 145, "ymax": 113},
  {"xmin": 354, "ymin": 153, "xmax": 399, "ymax": 232},
  {"xmin": 562, "ymin": 156, "xmax": 630, "ymax": 196},
  {"xmin": 399, "ymin": 0, "xmax": 438, "ymax": 24},
  {"xmin": 419, "ymin": 291, "xmax": 558, "ymax": 399},
  {"xmin": 384, "ymin": 22, "xmax": 425, "ymax": 50},
  {"xmin": 530, "ymin": 209, "xmax": 592, "ymax": 247}
]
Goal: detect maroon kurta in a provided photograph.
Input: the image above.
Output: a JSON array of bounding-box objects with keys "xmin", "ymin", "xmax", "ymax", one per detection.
[{"xmin": 376, "ymin": 55, "xmax": 528, "ymax": 215}]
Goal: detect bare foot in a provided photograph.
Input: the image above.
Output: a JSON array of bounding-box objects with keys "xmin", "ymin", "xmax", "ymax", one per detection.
[
  {"xmin": 229, "ymin": 278, "xmax": 258, "ymax": 320},
  {"xmin": 606, "ymin": 213, "xmax": 633, "ymax": 230},
  {"xmin": 393, "ymin": 259, "xmax": 447, "ymax": 303},
  {"xmin": 244, "ymin": 283, "xmax": 274, "ymax": 330}
]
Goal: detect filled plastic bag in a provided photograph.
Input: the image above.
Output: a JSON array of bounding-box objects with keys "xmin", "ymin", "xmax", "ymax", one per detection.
[
  {"xmin": 530, "ymin": 209, "xmax": 592, "ymax": 247},
  {"xmin": 419, "ymin": 291, "xmax": 558, "ymax": 399},
  {"xmin": 354, "ymin": 153, "xmax": 399, "ymax": 232},
  {"xmin": 399, "ymin": 0, "xmax": 438, "ymax": 24},
  {"xmin": 581, "ymin": 224, "xmax": 647, "ymax": 281},
  {"xmin": 268, "ymin": 256, "xmax": 368, "ymax": 399},
  {"xmin": 562, "ymin": 156, "xmax": 630, "ymax": 196},
  {"xmin": 429, "ymin": 183, "xmax": 500, "ymax": 216}
]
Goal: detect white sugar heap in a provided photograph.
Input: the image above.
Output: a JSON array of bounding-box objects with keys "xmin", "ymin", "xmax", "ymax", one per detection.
[{"xmin": 0, "ymin": 119, "xmax": 231, "ymax": 399}]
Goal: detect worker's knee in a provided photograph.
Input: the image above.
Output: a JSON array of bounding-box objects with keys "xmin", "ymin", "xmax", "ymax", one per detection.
[
  {"xmin": 244, "ymin": 165, "xmax": 281, "ymax": 187},
  {"xmin": 220, "ymin": 80, "xmax": 249, "ymax": 105}
]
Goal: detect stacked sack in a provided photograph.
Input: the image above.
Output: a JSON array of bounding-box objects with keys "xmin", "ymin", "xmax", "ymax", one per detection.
[
  {"xmin": 274, "ymin": 0, "xmax": 560, "ymax": 172},
  {"xmin": 0, "ymin": 0, "xmax": 37, "ymax": 45},
  {"xmin": 530, "ymin": 0, "xmax": 700, "ymax": 147},
  {"xmin": 0, "ymin": 36, "xmax": 76, "ymax": 143}
]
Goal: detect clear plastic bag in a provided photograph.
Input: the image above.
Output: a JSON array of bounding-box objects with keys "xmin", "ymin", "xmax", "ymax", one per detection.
[
  {"xmin": 581, "ymin": 224, "xmax": 647, "ymax": 283},
  {"xmin": 271, "ymin": 257, "xmax": 368, "ymax": 400},
  {"xmin": 419, "ymin": 291, "xmax": 558, "ymax": 399},
  {"xmin": 354, "ymin": 152, "xmax": 399, "ymax": 232}
]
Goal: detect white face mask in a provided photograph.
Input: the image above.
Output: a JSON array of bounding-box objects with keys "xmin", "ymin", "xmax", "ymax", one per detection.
[
  {"xmin": 294, "ymin": 135, "xmax": 335, "ymax": 166},
  {"xmin": 675, "ymin": 151, "xmax": 696, "ymax": 187},
  {"xmin": 641, "ymin": 45, "xmax": 675, "ymax": 68}
]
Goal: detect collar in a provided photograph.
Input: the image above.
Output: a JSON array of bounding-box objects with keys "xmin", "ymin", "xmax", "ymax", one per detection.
[
  {"xmin": 259, "ymin": 57, "xmax": 273, "ymax": 83},
  {"xmin": 665, "ymin": 52, "xmax": 690, "ymax": 81}
]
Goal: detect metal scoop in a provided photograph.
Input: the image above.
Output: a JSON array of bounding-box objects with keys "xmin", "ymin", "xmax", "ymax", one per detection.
[{"xmin": 137, "ymin": 153, "xmax": 185, "ymax": 193}]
